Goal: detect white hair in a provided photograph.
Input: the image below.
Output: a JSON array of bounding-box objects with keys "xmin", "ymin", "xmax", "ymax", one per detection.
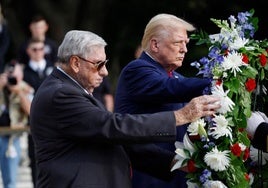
[{"xmin": 57, "ymin": 30, "xmax": 107, "ymax": 63}]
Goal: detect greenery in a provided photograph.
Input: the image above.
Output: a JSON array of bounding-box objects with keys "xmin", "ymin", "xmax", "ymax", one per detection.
[{"xmin": 172, "ymin": 9, "xmax": 268, "ymax": 187}]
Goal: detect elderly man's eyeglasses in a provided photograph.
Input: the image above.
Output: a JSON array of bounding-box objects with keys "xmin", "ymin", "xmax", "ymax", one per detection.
[{"xmin": 76, "ymin": 56, "xmax": 108, "ymax": 71}]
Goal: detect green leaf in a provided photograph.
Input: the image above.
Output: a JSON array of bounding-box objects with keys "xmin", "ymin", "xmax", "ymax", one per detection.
[{"xmin": 261, "ymin": 68, "xmax": 265, "ymax": 80}]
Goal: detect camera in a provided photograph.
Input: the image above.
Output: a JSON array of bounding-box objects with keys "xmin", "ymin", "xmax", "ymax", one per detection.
[
  {"xmin": 7, "ymin": 76, "xmax": 17, "ymax": 85},
  {"xmin": 6, "ymin": 61, "xmax": 17, "ymax": 85}
]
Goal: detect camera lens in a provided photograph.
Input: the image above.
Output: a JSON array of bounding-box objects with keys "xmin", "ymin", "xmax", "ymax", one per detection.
[{"xmin": 8, "ymin": 76, "xmax": 17, "ymax": 85}]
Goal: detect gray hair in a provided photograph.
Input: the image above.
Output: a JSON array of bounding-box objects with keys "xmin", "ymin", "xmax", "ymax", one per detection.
[
  {"xmin": 57, "ymin": 30, "xmax": 107, "ymax": 63},
  {"xmin": 141, "ymin": 14, "xmax": 195, "ymax": 51}
]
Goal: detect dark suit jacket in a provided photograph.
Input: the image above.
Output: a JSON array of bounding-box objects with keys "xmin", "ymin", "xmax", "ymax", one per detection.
[
  {"xmin": 23, "ymin": 60, "xmax": 54, "ymax": 92},
  {"xmin": 30, "ymin": 67, "xmax": 178, "ymax": 188},
  {"xmin": 114, "ymin": 52, "xmax": 211, "ymax": 188}
]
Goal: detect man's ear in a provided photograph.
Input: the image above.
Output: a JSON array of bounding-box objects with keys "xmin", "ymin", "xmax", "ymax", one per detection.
[
  {"xmin": 69, "ymin": 56, "xmax": 80, "ymax": 73},
  {"xmin": 150, "ymin": 38, "xmax": 159, "ymax": 52}
]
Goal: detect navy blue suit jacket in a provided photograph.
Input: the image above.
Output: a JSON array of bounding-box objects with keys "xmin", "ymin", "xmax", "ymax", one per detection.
[{"xmin": 115, "ymin": 52, "xmax": 211, "ymax": 188}]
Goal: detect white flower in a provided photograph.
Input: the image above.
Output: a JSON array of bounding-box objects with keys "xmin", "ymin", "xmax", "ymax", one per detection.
[
  {"xmin": 211, "ymin": 26, "xmax": 248, "ymax": 51},
  {"xmin": 204, "ymin": 147, "xmax": 230, "ymax": 171},
  {"xmin": 209, "ymin": 33, "xmax": 222, "ymax": 43},
  {"xmin": 221, "ymin": 51, "xmax": 246, "ymax": 76},
  {"xmin": 211, "ymin": 84, "xmax": 235, "ymax": 114},
  {"xmin": 221, "ymin": 28, "xmax": 235, "ymax": 44},
  {"xmin": 186, "ymin": 181, "xmax": 199, "ymax": 188},
  {"xmin": 228, "ymin": 36, "xmax": 249, "ymax": 50},
  {"xmin": 203, "ymin": 180, "xmax": 228, "ymax": 188},
  {"xmin": 249, "ymin": 173, "xmax": 254, "ymax": 186},
  {"xmin": 209, "ymin": 114, "xmax": 232, "ymax": 140},
  {"xmin": 225, "ymin": 28, "xmax": 248, "ymax": 50},
  {"xmin": 187, "ymin": 118, "xmax": 206, "ymax": 136},
  {"xmin": 222, "ymin": 72, "xmax": 228, "ymax": 78},
  {"xmin": 209, "ymin": 28, "xmax": 232, "ymax": 46},
  {"xmin": 238, "ymin": 143, "xmax": 246, "ymax": 151},
  {"xmin": 171, "ymin": 134, "xmax": 195, "ymax": 171},
  {"xmin": 229, "ymin": 15, "xmax": 237, "ymax": 28}
]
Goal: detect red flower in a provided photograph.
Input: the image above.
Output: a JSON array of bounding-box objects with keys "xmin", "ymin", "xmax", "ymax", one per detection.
[
  {"xmin": 224, "ymin": 49, "xmax": 229, "ymax": 56},
  {"xmin": 245, "ymin": 78, "xmax": 256, "ymax": 92},
  {"xmin": 215, "ymin": 79, "xmax": 222, "ymax": 86},
  {"xmin": 245, "ymin": 173, "xmax": 250, "ymax": 181},
  {"xmin": 259, "ymin": 53, "xmax": 267, "ymax": 67},
  {"xmin": 247, "ymin": 133, "xmax": 252, "ymax": 140},
  {"xmin": 242, "ymin": 54, "xmax": 249, "ymax": 64},
  {"xmin": 243, "ymin": 148, "xmax": 250, "ymax": 161},
  {"xmin": 187, "ymin": 159, "xmax": 197, "ymax": 172},
  {"xmin": 230, "ymin": 143, "xmax": 242, "ymax": 157},
  {"xmin": 188, "ymin": 135, "xmax": 200, "ymax": 141}
]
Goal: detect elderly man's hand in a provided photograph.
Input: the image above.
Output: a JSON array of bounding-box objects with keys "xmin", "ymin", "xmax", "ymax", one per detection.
[
  {"xmin": 246, "ymin": 111, "xmax": 266, "ymax": 138},
  {"xmin": 174, "ymin": 95, "xmax": 221, "ymax": 126}
]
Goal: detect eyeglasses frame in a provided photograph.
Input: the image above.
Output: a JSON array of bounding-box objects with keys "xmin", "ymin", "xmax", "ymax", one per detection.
[{"xmin": 75, "ymin": 55, "xmax": 108, "ymax": 71}]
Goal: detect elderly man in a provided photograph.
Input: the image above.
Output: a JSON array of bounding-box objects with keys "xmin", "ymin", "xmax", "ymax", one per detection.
[{"xmin": 30, "ymin": 30, "xmax": 220, "ymax": 188}]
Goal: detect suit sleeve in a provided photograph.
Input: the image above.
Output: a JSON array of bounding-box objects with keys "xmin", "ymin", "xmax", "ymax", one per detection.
[
  {"xmin": 123, "ymin": 61, "xmax": 210, "ymax": 103},
  {"xmin": 32, "ymin": 85, "xmax": 177, "ymax": 143}
]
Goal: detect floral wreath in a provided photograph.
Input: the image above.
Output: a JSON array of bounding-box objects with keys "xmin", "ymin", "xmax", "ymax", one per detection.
[{"xmin": 172, "ymin": 9, "xmax": 268, "ymax": 188}]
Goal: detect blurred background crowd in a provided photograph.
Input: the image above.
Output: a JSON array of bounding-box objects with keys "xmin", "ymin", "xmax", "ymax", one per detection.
[{"xmin": 1, "ymin": 0, "xmax": 268, "ymax": 91}]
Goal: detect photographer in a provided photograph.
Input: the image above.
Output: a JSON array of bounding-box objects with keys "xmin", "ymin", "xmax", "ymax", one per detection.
[{"xmin": 0, "ymin": 60, "xmax": 34, "ymax": 188}]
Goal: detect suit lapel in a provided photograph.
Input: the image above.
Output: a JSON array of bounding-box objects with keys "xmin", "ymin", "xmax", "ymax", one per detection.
[
  {"xmin": 89, "ymin": 94, "xmax": 107, "ymax": 110},
  {"xmin": 52, "ymin": 68, "xmax": 107, "ymax": 111}
]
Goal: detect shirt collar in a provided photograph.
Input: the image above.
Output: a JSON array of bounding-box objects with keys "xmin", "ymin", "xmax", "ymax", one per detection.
[
  {"xmin": 29, "ymin": 59, "xmax": 46, "ymax": 72},
  {"xmin": 56, "ymin": 66, "xmax": 90, "ymax": 95}
]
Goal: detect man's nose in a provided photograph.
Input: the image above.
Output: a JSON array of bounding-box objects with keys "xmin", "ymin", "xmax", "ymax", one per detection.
[
  {"xmin": 99, "ymin": 65, "xmax": 108, "ymax": 77},
  {"xmin": 181, "ymin": 43, "xmax": 188, "ymax": 53}
]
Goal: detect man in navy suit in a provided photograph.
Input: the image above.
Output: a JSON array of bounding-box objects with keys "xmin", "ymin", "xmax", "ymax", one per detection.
[
  {"xmin": 30, "ymin": 30, "xmax": 220, "ymax": 188},
  {"xmin": 115, "ymin": 14, "xmax": 211, "ymax": 188}
]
